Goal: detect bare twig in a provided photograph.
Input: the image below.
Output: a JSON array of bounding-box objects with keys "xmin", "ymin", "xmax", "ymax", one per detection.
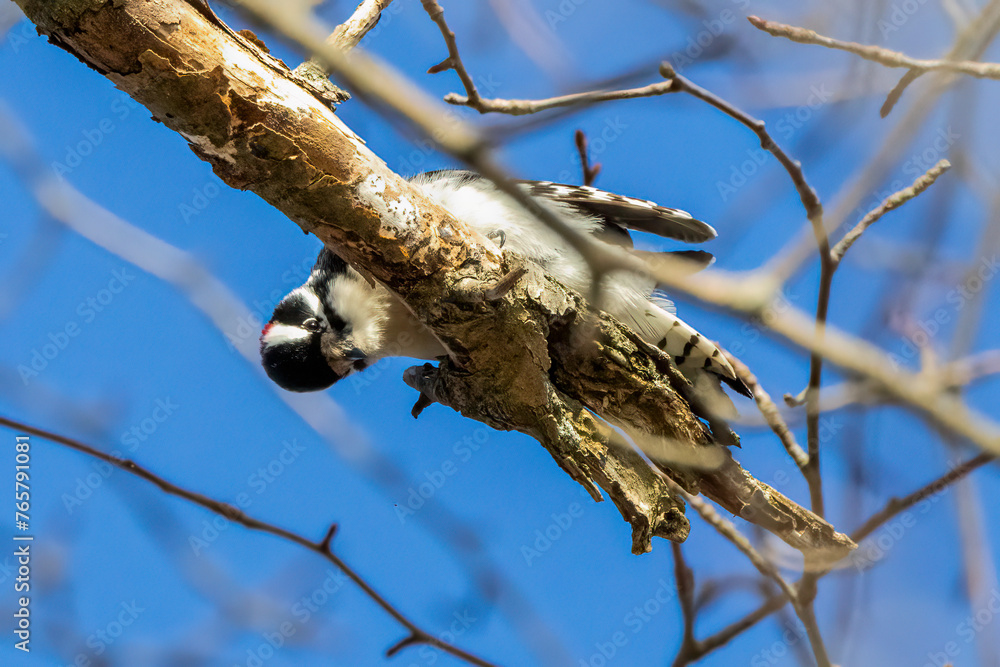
[
  {"xmin": 445, "ymin": 80, "xmax": 678, "ymax": 115},
  {"xmin": 670, "ymin": 543, "xmax": 699, "ymax": 666},
  {"xmin": 832, "ymin": 160, "xmax": 952, "ymax": 265},
  {"xmin": 881, "ymin": 0, "xmax": 1000, "ymax": 116},
  {"xmin": 421, "ymin": 0, "xmax": 484, "ymax": 108},
  {"xmin": 669, "ymin": 482, "xmax": 797, "ymax": 600},
  {"xmin": 728, "ymin": 355, "xmax": 809, "ymax": 470},
  {"xmin": 422, "ymin": 0, "xmax": 685, "ymax": 115},
  {"xmin": 574, "ymin": 130, "xmax": 601, "ymax": 186},
  {"xmin": 292, "ymin": 0, "xmax": 394, "ymax": 100},
  {"xmin": 658, "ymin": 63, "xmax": 824, "ymax": 227},
  {"xmin": 747, "ymin": 15, "xmax": 1000, "ymax": 80},
  {"xmin": 665, "ymin": 478, "xmax": 832, "ymax": 667},
  {"xmin": 326, "ymin": 0, "xmax": 394, "ymax": 50},
  {"xmin": 851, "ymin": 452, "xmax": 994, "ymax": 543},
  {"xmin": 0, "ymin": 416, "xmax": 498, "ymax": 667}
]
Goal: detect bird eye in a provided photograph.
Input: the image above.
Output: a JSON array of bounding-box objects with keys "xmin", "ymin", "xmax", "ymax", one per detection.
[{"xmin": 302, "ymin": 318, "xmax": 322, "ymax": 332}]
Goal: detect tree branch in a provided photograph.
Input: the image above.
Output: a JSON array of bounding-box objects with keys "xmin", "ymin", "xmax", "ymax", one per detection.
[
  {"xmin": 14, "ymin": 0, "xmax": 863, "ymax": 557},
  {"xmin": 13, "ymin": 0, "xmax": 692, "ymax": 554},
  {"xmin": 728, "ymin": 355, "xmax": 809, "ymax": 470},
  {"xmin": 851, "ymin": 452, "xmax": 994, "ymax": 543},
  {"xmin": 832, "ymin": 160, "xmax": 952, "ymax": 265},
  {"xmin": 665, "ymin": 478, "xmax": 832, "ymax": 667},
  {"xmin": 292, "ymin": 0, "xmax": 395, "ymax": 104},
  {"xmin": 0, "ymin": 416, "xmax": 497, "ymax": 667},
  {"xmin": 748, "ymin": 15, "xmax": 1000, "ymax": 80}
]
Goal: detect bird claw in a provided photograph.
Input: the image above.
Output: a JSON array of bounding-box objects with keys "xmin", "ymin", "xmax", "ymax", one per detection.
[{"xmin": 487, "ymin": 230, "xmax": 506, "ymax": 248}]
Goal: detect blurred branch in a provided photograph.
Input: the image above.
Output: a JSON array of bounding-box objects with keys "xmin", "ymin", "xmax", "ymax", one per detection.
[
  {"xmin": 670, "ymin": 543, "xmax": 699, "ymax": 667},
  {"xmin": 880, "ymin": 0, "xmax": 1000, "ymax": 116},
  {"xmin": 851, "ymin": 452, "xmax": 993, "ymax": 542},
  {"xmin": 731, "ymin": 349, "xmax": 1000, "ymax": 425},
  {"xmin": 747, "ymin": 15, "xmax": 1000, "ymax": 79},
  {"xmin": 668, "ymin": 437, "xmax": 993, "ymax": 667},
  {"xmin": 666, "ymin": 478, "xmax": 832, "ymax": 667},
  {"xmin": 683, "ymin": 593, "xmax": 789, "ymax": 663},
  {"xmin": 0, "ymin": 415, "xmax": 498, "ymax": 667}
]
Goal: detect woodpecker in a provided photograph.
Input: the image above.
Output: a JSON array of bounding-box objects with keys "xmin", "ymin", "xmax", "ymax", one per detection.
[{"xmin": 260, "ymin": 170, "xmax": 751, "ymax": 410}]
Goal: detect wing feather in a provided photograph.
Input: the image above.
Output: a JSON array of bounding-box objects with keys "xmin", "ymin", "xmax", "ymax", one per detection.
[{"xmin": 518, "ymin": 180, "xmax": 717, "ymax": 243}]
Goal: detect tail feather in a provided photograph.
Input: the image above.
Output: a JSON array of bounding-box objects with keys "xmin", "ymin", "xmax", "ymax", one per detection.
[{"xmin": 642, "ymin": 305, "xmax": 753, "ymax": 400}]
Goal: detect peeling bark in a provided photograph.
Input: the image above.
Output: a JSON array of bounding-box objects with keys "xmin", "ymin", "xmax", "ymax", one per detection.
[{"xmin": 16, "ymin": 0, "xmax": 855, "ymax": 557}]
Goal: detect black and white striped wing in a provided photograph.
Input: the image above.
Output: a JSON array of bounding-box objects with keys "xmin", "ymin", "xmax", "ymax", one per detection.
[{"xmin": 518, "ymin": 180, "xmax": 717, "ymax": 244}]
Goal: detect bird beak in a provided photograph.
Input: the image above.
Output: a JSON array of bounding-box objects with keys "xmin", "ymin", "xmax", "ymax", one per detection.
[{"xmin": 344, "ymin": 347, "xmax": 366, "ymax": 361}]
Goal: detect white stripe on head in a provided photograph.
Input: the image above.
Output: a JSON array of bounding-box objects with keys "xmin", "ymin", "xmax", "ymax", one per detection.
[
  {"xmin": 289, "ymin": 286, "xmax": 321, "ymax": 315},
  {"xmin": 261, "ymin": 323, "xmax": 312, "ymax": 348}
]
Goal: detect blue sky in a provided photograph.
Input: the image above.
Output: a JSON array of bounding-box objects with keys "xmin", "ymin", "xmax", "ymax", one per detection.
[{"xmin": 1, "ymin": 0, "xmax": 999, "ymax": 665}]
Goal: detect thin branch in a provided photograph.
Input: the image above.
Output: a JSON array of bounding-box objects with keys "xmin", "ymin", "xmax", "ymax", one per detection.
[
  {"xmin": 658, "ymin": 63, "xmax": 824, "ymax": 228},
  {"xmin": 421, "ymin": 0, "xmax": 684, "ymax": 115},
  {"xmin": 668, "ymin": 456, "xmax": 1000, "ymax": 667},
  {"xmin": 727, "ymin": 355, "xmax": 809, "ymax": 470},
  {"xmin": 446, "ymin": 80, "xmax": 678, "ymax": 115},
  {"xmin": 670, "ymin": 543, "xmax": 699, "ymax": 666},
  {"xmin": 292, "ymin": 0, "xmax": 394, "ymax": 100},
  {"xmin": 832, "ymin": 160, "xmax": 952, "ymax": 265},
  {"xmin": 747, "ymin": 15, "xmax": 1000, "ymax": 79},
  {"xmin": 0, "ymin": 416, "xmax": 498, "ymax": 667},
  {"xmin": 326, "ymin": 0, "xmax": 394, "ymax": 51},
  {"xmin": 667, "ymin": 480, "xmax": 798, "ymax": 602},
  {"xmin": 851, "ymin": 452, "xmax": 994, "ymax": 543},
  {"xmin": 692, "ymin": 593, "xmax": 789, "ymax": 661},
  {"xmin": 881, "ymin": 0, "xmax": 1000, "ymax": 116},
  {"xmin": 659, "ymin": 60, "xmax": 828, "ymax": 516},
  {"xmin": 574, "ymin": 129, "xmax": 601, "ymax": 186},
  {"xmin": 664, "ymin": 479, "xmax": 832, "ymax": 667},
  {"xmin": 421, "ymin": 0, "xmax": 483, "ymax": 108}
]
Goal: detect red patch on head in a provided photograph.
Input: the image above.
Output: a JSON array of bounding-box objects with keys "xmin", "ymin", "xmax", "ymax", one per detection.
[{"xmin": 261, "ymin": 322, "xmax": 274, "ymax": 339}]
